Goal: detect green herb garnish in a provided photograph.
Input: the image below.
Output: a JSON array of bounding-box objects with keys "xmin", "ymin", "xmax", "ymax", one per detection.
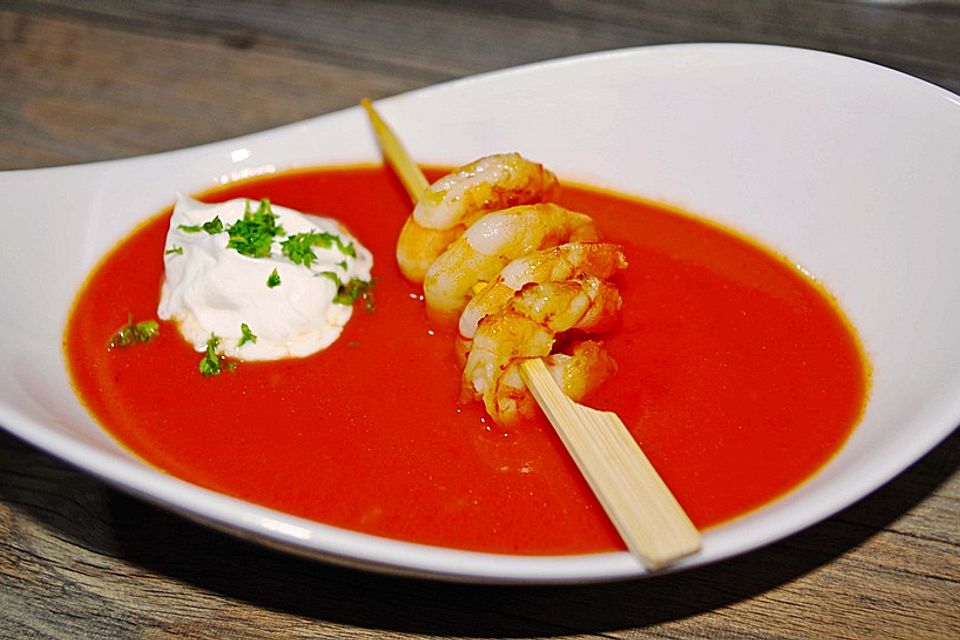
[
  {"xmin": 165, "ymin": 246, "xmax": 184, "ymax": 256},
  {"xmin": 335, "ymin": 237, "xmax": 357, "ymax": 258},
  {"xmin": 318, "ymin": 271, "xmax": 341, "ymax": 287},
  {"xmin": 238, "ymin": 323, "xmax": 257, "ymax": 347},
  {"xmin": 281, "ymin": 232, "xmax": 322, "ymax": 266},
  {"xmin": 199, "ymin": 334, "xmax": 222, "ymax": 376},
  {"xmin": 226, "ymin": 199, "xmax": 284, "ymax": 258},
  {"xmin": 319, "ymin": 272, "xmax": 375, "ymax": 310},
  {"xmin": 281, "ymin": 231, "xmax": 356, "ymax": 267},
  {"xmin": 335, "ymin": 278, "xmax": 375, "ymax": 310},
  {"xmin": 136, "ymin": 320, "xmax": 160, "ymax": 340},
  {"xmin": 178, "ymin": 215, "xmax": 223, "ymax": 235},
  {"xmin": 267, "ymin": 268, "xmax": 281, "ymax": 288},
  {"xmin": 108, "ymin": 315, "xmax": 159, "ymax": 349}
]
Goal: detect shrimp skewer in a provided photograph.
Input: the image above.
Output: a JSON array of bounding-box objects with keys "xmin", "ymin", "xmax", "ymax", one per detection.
[
  {"xmin": 362, "ymin": 99, "xmax": 622, "ymax": 410},
  {"xmin": 363, "ymin": 100, "xmax": 623, "ymax": 408},
  {"xmin": 361, "ymin": 98, "xmax": 701, "ymax": 570}
]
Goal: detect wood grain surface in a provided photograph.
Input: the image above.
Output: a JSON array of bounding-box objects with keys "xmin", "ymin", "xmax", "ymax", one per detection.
[{"xmin": 1, "ymin": 1, "xmax": 958, "ymax": 638}]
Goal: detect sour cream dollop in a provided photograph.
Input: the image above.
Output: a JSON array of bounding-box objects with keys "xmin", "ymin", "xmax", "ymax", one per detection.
[{"xmin": 158, "ymin": 194, "xmax": 373, "ymax": 361}]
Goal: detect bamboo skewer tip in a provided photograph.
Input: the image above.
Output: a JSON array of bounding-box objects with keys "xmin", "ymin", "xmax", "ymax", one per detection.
[{"xmin": 360, "ymin": 99, "xmax": 429, "ymax": 201}]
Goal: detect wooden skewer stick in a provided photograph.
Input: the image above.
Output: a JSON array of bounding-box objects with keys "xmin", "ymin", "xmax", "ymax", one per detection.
[
  {"xmin": 360, "ymin": 98, "xmax": 701, "ymax": 570},
  {"xmin": 520, "ymin": 359, "xmax": 700, "ymax": 569},
  {"xmin": 361, "ymin": 98, "xmax": 429, "ymax": 201}
]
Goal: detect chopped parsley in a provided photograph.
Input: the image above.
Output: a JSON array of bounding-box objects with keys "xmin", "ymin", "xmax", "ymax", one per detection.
[
  {"xmin": 137, "ymin": 320, "xmax": 160, "ymax": 340},
  {"xmin": 199, "ymin": 334, "xmax": 223, "ymax": 376},
  {"xmin": 165, "ymin": 246, "xmax": 184, "ymax": 256},
  {"xmin": 318, "ymin": 271, "xmax": 341, "ymax": 287},
  {"xmin": 281, "ymin": 231, "xmax": 356, "ymax": 267},
  {"xmin": 319, "ymin": 272, "xmax": 375, "ymax": 310},
  {"xmin": 335, "ymin": 238, "xmax": 357, "ymax": 258},
  {"xmin": 336, "ymin": 278, "xmax": 375, "ymax": 310},
  {"xmin": 226, "ymin": 199, "xmax": 284, "ymax": 258},
  {"xmin": 107, "ymin": 314, "xmax": 160, "ymax": 349},
  {"xmin": 238, "ymin": 323, "xmax": 257, "ymax": 347},
  {"xmin": 198, "ymin": 334, "xmax": 239, "ymax": 376},
  {"xmin": 281, "ymin": 232, "xmax": 322, "ymax": 266},
  {"xmin": 178, "ymin": 216, "xmax": 223, "ymax": 234},
  {"xmin": 267, "ymin": 268, "xmax": 281, "ymax": 288},
  {"xmin": 108, "ymin": 315, "xmax": 159, "ymax": 349}
]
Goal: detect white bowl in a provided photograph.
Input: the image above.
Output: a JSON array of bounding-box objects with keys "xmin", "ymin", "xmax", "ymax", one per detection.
[{"xmin": 1, "ymin": 44, "xmax": 958, "ymax": 583}]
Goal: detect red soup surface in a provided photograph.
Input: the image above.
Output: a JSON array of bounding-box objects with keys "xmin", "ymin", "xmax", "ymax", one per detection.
[{"xmin": 65, "ymin": 166, "xmax": 867, "ymax": 555}]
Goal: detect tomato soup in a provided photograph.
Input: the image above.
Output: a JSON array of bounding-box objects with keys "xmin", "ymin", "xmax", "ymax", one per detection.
[{"xmin": 64, "ymin": 166, "xmax": 867, "ymax": 555}]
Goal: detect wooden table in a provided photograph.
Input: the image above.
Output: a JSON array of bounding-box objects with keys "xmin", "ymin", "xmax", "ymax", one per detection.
[{"xmin": 2, "ymin": 2, "xmax": 958, "ymax": 638}]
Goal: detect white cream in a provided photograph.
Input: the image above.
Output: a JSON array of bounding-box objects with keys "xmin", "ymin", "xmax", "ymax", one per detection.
[{"xmin": 158, "ymin": 194, "xmax": 373, "ymax": 361}]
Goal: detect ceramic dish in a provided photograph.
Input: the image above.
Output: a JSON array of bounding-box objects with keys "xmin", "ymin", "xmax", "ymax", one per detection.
[{"xmin": 1, "ymin": 44, "xmax": 958, "ymax": 583}]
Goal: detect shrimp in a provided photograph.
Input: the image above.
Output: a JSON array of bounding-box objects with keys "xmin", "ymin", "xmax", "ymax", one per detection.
[
  {"xmin": 423, "ymin": 204, "xmax": 599, "ymax": 324},
  {"xmin": 546, "ymin": 341, "xmax": 619, "ymax": 402},
  {"xmin": 413, "ymin": 153, "xmax": 559, "ymax": 230},
  {"xmin": 386, "ymin": 150, "xmax": 624, "ymax": 425},
  {"xmin": 396, "ymin": 153, "xmax": 559, "ymax": 283},
  {"xmin": 395, "ymin": 218, "xmax": 462, "ymax": 284},
  {"xmin": 458, "ymin": 242, "xmax": 627, "ymax": 339},
  {"xmin": 462, "ymin": 276, "xmax": 622, "ymax": 425},
  {"xmin": 493, "ymin": 341, "xmax": 619, "ymax": 423}
]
